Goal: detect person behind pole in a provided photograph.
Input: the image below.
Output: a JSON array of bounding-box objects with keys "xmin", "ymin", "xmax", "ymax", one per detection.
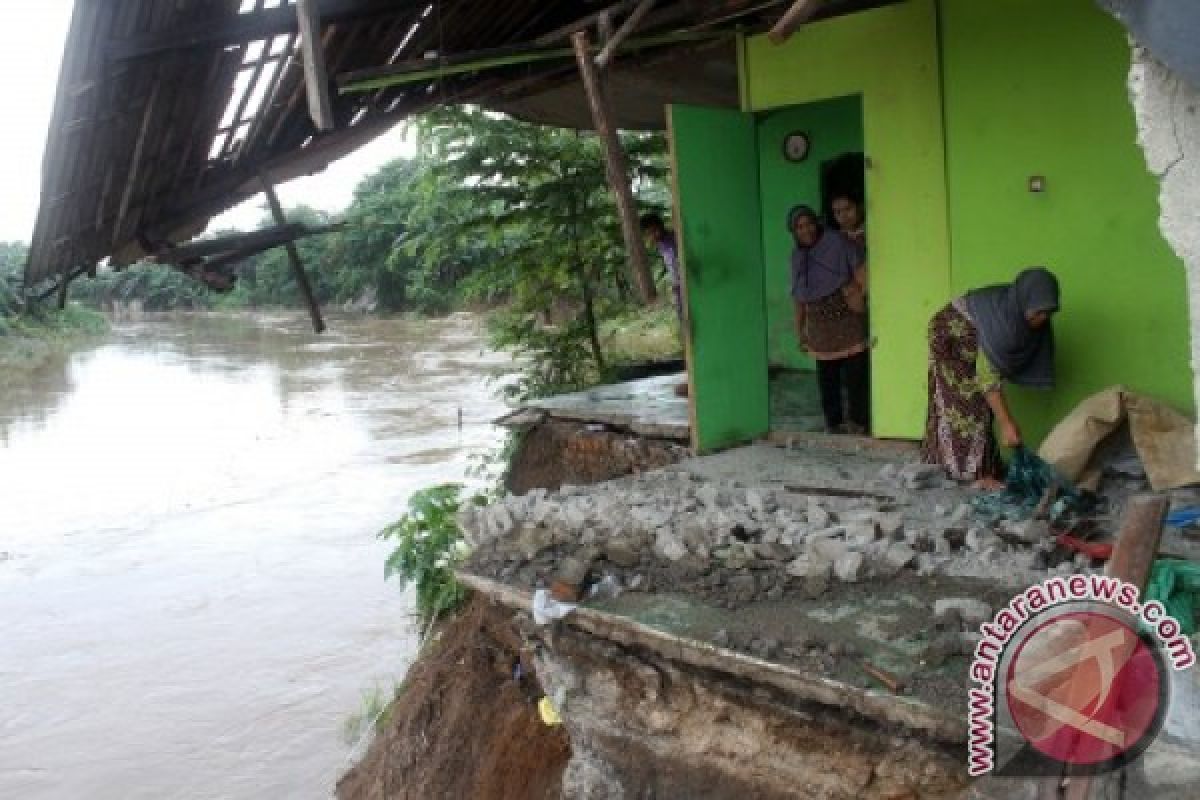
[
  {"xmin": 640, "ymin": 212, "xmax": 688, "ymax": 398},
  {"xmin": 921, "ymin": 267, "xmax": 1061, "ymax": 488},
  {"xmin": 831, "ymin": 193, "xmax": 867, "ymax": 250},
  {"xmin": 789, "ymin": 204, "xmax": 870, "ymax": 434}
]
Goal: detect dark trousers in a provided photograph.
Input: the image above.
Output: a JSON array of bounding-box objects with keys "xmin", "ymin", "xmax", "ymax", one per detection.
[{"xmin": 816, "ymin": 351, "xmax": 870, "ymax": 432}]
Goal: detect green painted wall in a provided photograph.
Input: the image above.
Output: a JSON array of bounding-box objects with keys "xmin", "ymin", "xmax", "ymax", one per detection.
[
  {"xmin": 668, "ymin": 105, "xmax": 770, "ymax": 452},
  {"xmin": 757, "ymin": 96, "xmax": 864, "ymax": 369},
  {"xmin": 743, "ymin": 0, "xmax": 951, "ymax": 439},
  {"xmin": 940, "ymin": 0, "xmax": 1194, "ymax": 443}
]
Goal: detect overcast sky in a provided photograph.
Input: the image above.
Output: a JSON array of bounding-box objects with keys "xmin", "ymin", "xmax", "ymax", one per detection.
[{"xmin": 0, "ymin": 1, "xmax": 413, "ymax": 244}]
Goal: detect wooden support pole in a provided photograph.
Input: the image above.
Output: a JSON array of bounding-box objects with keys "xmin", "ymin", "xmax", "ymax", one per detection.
[
  {"xmin": 596, "ymin": 0, "xmax": 656, "ymax": 69},
  {"xmin": 296, "ymin": 0, "xmax": 335, "ymax": 131},
  {"xmin": 259, "ymin": 174, "xmax": 327, "ymax": 334},
  {"xmin": 768, "ymin": 0, "xmax": 823, "ymax": 44},
  {"xmin": 57, "ymin": 271, "xmax": 71, "ymax": 310},
  {"xmin": 571, "ymin": 30, "xmax": 656, "ymax": 305},
  {"xmin": 1042, "ymin": 494, "xmax": 1168, "ymax": 800}
]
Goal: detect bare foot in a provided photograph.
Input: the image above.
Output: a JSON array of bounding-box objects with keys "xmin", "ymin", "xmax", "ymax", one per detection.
[{"xmin": 972, "ymin": 478, "xmax": 1005, "ymax": 492}]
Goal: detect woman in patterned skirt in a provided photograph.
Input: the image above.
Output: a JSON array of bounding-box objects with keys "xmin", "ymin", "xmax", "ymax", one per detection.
[
  {"xmin": 789, "ymin": 205, "xmax": 870, "ymax": 434},
  {"xmin": 922, "ymin": 268, "xmax": 1061, "ymax": 487}
]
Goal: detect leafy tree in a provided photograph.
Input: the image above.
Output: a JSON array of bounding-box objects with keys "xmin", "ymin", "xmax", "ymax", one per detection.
[{"xmin": 410, "ymin": 106, "xmax": 670, "ymax": 399}]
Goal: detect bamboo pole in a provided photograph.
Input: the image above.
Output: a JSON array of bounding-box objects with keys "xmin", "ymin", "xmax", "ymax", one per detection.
[
  {"xmin": 259, "ymin": 173, "xmax": 327, "ymax": 334},
  {"xmin": 596, "ymin": 0, "xmax": 656, "ymax": 69},
  {"xmin": 768, "ymin": 0, "xmax": 823, "ymax": 44},
  {"xmin": 572, "ymin": 30, "xmax": 656, "ymax": 305},
  {"xmin": 338, "ymin": 30, "xmax": 728, "ymax": 93}
]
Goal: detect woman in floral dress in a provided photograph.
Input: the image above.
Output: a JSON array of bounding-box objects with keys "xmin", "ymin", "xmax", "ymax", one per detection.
[{"xmin": 921, "ymin": 268, "xmax": 1060, "ymax": 487}]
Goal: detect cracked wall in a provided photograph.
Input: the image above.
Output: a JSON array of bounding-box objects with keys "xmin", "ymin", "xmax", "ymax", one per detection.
[{"xmin": 1126, "ymin": 48, "xmax": 1200, "ymax": 464}]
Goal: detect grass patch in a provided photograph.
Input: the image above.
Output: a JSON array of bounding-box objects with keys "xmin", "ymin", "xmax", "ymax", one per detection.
[
  {"xmin": 0, "ymin": 305, "xmax": 109, "ymax": 381},
  {"xmin": 599, "ymin": 304, "xmax": 682, "ymax": 365}
]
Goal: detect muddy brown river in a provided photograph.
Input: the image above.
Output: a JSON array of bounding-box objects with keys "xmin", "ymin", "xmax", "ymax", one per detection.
[{"xmin": 0, "ymin": 312, "xmax": 509, "ymax": 799}]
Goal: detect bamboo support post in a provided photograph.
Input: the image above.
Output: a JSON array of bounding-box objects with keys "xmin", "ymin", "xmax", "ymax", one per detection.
[
  {"xmin": 296, "ymin": 0, "xmax": 335, "ymax": 131},
  {"xmin": 259, "ymin": 173, "xmax": 327, "ymax": 334},
  {"xmin": 596, "ymin": 0, "xmax": 656, "ymax": 69},
  {"xmin": 1044, "ymin": 494, "xmax": 1168, "ymax": 800},
  {"xmin": 768, "ymin": 0, "xmax": 822, "ymax": 44},
  {"xmin": 571, "ymin": 30, "xmax": 656, "ymax": 305}
]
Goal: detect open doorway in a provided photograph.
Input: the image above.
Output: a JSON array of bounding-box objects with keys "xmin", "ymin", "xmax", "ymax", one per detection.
[{"xmin": 755, "ymin": 95, "xmax": 866, "ymax": 435}]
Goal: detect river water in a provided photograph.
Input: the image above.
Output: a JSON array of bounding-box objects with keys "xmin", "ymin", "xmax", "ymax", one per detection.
[{"xmin": 0, "ymin": 313, "xmax": 509, "ymax": 799}]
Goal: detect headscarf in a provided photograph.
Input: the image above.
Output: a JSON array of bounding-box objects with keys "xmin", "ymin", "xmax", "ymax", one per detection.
[
  {"xmin": 965, "ymin": 267, "xmax": 1061, "ymax": 388},
  {"xmin": 788, "ymin": 205, "xmax": 857, "ymax": 302}
]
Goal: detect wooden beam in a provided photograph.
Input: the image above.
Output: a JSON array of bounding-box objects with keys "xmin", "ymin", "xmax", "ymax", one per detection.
[
  {"xmin": 572, "ymin": 30, "xmax": 656, "ymax": 305},
  {"xmin": 150, "ymin": 223, "xmax": 309, "ymax": 263},
  {"xmin": 596, "ymin": 0, "xmax": 656, "ymax": 69},
  {"xmin": 259, "ymin": 174, "xmax": 327, "ymax": 334},
  {"xmin": 1041, "ymin": 494, "xmax": 1168, "ymax": 800},
  {"xmin": 106, "ymin": 0, "xmax": 421, "ymax": 62},
  {"xmin": 768, "ymin": 0, "xmax": 823, "ymax": 44},
  {"xmin": 112, "ymin": 80, "xmax": 162, "ymax": 247},
  {"xmin": 296, "ymin": 0, "xmax": 335, "ymax": 132}
]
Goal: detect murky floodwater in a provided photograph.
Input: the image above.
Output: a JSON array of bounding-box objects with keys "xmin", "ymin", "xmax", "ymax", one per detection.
[{"xmin": 0, "ymin": 312, "xmax": 509, "ymax": 799}]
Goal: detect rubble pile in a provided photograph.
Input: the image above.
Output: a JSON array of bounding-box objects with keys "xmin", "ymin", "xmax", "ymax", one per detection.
[{"xmin": 461, "ymin": 463, "xmax": 1083, "ymax": 610}]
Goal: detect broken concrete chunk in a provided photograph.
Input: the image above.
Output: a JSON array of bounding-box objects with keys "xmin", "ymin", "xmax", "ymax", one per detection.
[
  {"xmin": 516, "ymin": 526, "xmax": 557, "ymax": 560},
  {"xmin": 934, "ymin": 597, "xmax": 993, "ymax": 628},
  {"xmin": 601, "ymin": 538, "xmax": 641, "ymax": 568},
  {"xmin": 653, "ymin": 529, "xmax": 688, "ymax": 562},
  {"xmin": 786, "ymin": 555, "xmax": 831, "ymax": 580},
  {"xmin": 810, "ymin": 536, "xmax": 850, "ymax": 563},
  {"xmin": 844, "ymin": 523, "xmax": 879, "ymax": 550},
  {"xmin": 885, "ymin": 542, "xmax": 918, "ymax": 571},
  {"xmin": 807, "ymin": 502, "xmax": 832, "ymax": 529},
  {"xmin": 878, "ymin": 512, "xmax": 905, "ymax": 539},
  {"xmin": 965, "ymin": 528, "xmax": 997, "ymax": 553},
  {"xmin": 834, "ymin": 551, "xmax": 865, "ymax": 583}
]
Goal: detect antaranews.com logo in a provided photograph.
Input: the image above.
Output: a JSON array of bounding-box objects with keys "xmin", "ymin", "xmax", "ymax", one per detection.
[{"xmin": 967, "ymin": 574, "xmax": 1196, "ymax": 777}]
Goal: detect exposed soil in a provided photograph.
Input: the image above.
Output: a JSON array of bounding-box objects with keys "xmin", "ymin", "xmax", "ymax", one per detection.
[
  {"xmin": 506, "ymin": 418, "xmax": 687, "ymax": 495},
  {"xmin": 336, "ymin": 596, "xmax": 570, "ymax": 800}
]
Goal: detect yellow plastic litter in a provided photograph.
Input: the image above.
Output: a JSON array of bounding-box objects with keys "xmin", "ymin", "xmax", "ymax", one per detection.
[{"xmin": 538, "ymin": 696, "xmax": 562, "ymax": 727}]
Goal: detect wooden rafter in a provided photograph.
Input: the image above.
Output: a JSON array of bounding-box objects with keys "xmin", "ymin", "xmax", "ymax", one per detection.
[{"xmin": 297, "ymin": 0, "xmax": 336, "ymax": 131}]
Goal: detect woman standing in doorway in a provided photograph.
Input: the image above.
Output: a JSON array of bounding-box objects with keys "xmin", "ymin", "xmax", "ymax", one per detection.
[
  {"xmin": 922, "ymin": 268, "xmax": 1061, "ymax": 487},
  {"xmin": 790, "ymin": 205, "xmax": 870, "ymax": 434}
]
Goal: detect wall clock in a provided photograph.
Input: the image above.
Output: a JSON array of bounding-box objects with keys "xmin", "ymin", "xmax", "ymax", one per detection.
[{"xmin": 783, "ymin": 131, "xmax": 811, "ymax": 163}]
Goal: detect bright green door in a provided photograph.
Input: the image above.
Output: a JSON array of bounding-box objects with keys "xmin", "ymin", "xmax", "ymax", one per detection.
[{"xmin": 668, "ymin": 104, "xmax": 769, "ymax": 453}]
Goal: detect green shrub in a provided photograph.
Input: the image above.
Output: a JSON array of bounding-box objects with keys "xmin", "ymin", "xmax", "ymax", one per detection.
[{"xmin": 379, "ymin": 484, "xmax": 483, "ymax": 624}]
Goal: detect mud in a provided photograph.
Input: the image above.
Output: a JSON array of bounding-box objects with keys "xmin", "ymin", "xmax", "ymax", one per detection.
[
  {"xmin": 336, "ymin": 597, "xmax": 570, "ymax": 800},
  {"xmin": 505, "ymin": 418, "xmax": 688, "ymax": 495}
]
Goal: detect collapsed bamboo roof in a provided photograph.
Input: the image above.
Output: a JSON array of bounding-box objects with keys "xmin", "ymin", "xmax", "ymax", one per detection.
[{"xmin": 26, "ymin": 0, "xmax": 890, "ymax": 289}]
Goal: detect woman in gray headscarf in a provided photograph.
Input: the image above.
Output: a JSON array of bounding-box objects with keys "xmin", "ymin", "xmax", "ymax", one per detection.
[
  {"xmin": 789, "ymin": 205, "xmax": 870, "ymax": 434},
  {"xmin": 921, "ymin": 268, "xmax": 1060, "ymax": 487}
]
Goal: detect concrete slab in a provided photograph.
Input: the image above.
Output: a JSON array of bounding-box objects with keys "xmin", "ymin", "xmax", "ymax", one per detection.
[{"xmin": 525, "ymin": 373, "xmax": 691, "ymax": 439}]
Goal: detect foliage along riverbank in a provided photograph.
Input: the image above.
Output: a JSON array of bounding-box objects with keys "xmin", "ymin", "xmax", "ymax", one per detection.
[{"xmin": 1, "ymin": 242, "xmax": 110, "ymax": 381}]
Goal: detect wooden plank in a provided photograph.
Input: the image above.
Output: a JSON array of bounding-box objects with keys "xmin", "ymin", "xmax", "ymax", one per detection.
[
  {"xmin": 768, "ymin": 0, "xmax": 824, "ymax": 44},
  {"xmin": 596, "ymin": 0, "xmax": 656, "ymax": 69},
  {"xmin": 296, "ymin": 0, "xmax": 335, "ymax": 131},
  {"xmin": 572, "ymin": 30, "xmax": 656, "ymax": 305},
  {"xmin": 111, "ymin": 79, "xmax": 162, "ymax": 247},
  {"xmin": 1042, "ymin": 494, "xmax": 1168, "ymax": 800},
  {"xmin": 259, "ymin": 173, "xmax": 326, "ymax": 334}
]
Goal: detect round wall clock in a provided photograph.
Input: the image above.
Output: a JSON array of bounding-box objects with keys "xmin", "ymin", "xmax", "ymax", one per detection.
[{"xmin": 783, "ymin": 131, "xmax": 811, "ymax": 163}]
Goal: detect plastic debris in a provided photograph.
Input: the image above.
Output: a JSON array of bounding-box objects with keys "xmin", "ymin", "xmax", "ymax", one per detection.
[
  {"xmin": 538, "ymin": 696, "xmax": 562, "ymax": 727},
  {"xmin": 1145, "ymin": 560, "xmax": 1200, "ymax": 636},
  {"xmin": 532, "ymin": 588, "xmax": 577, "ymax": 626}
]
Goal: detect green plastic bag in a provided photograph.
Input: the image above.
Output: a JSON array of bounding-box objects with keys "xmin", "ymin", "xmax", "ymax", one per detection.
[{"xmin": 1145, "ymin": 559, "xmax": 1200, "ymax": 635}]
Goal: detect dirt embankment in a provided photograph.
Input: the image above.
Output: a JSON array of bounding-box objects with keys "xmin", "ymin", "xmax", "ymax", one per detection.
[
  {"xmin": 506, "ymin": 419, "xmax": 687, "ymax": 495},
  {"xmin": 336, "ymin": 597, "xmax": 570, "ymax": 800}
]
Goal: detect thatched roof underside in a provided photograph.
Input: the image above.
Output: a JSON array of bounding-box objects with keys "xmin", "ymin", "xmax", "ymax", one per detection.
[{"xmin": 27, "ymin": 0, "xmax": 892, "ymax": 289}]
